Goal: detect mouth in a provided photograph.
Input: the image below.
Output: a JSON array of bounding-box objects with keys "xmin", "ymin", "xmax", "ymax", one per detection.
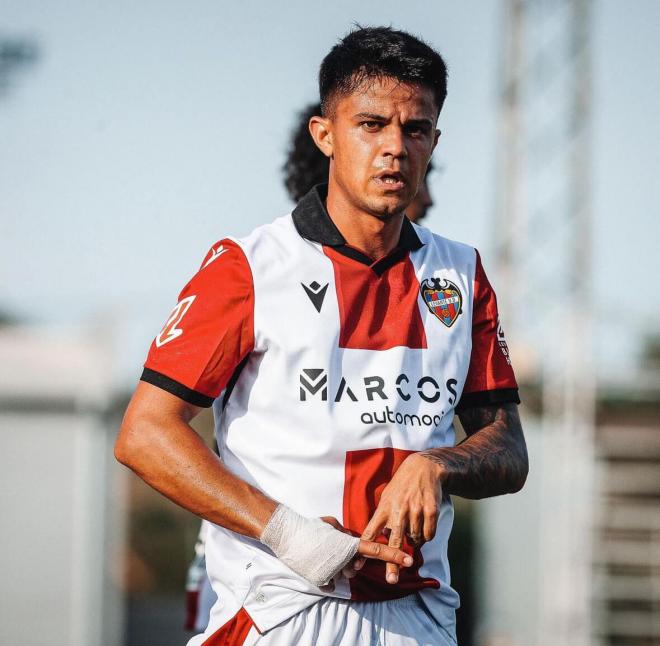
[{"xmin": 373, "ymin": 171, "xmax": 406, "ymax": 192}]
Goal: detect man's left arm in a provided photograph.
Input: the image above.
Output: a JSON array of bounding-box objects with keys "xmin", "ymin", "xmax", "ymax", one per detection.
[
  {"xmin": 360, "ymin": 403, "xmax": 528, "ymax": 550},
  {"xmin": 419, "ymin": 402, "xmax": 528, "ymax": 499},
  {"xmin": 357, "ymin": 403, "xmax": 528, "ymax": 584}
]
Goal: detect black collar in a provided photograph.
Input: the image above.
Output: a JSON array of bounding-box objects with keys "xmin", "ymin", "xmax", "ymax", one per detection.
[{"xmin": 292, "ymin": 184, "xmax": 424, "ymax": 270}]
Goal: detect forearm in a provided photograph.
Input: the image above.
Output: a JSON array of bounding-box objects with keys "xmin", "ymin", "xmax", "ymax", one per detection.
[
  {"xmin": 419, "ymin": 403, "xmax": 528, "ymax": 499},
  {"xmin": 116, "ymin": 385, "xmax": 414, "ymax": 589},
  {"xmin": 115, "ymin": 389, "xmax": 277, "ymax": 539}
]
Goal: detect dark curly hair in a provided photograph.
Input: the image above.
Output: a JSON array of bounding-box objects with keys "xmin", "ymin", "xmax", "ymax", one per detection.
[
  {"xmin": 319, "ymin": 26, "xmax": 448, "ymax": 118},
  {"xmin": 282, "ymin": 102, "xmax": 329, "ymax": 203}
]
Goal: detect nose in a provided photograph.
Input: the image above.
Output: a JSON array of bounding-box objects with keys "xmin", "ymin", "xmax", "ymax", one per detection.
[{"xmin": 381, "ymin": 125, "xmax": 407, "ymax": 160}]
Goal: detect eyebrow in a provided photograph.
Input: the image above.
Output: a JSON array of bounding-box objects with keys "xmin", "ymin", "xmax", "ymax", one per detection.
[
  {"xmin": 352, "ymin": 112, "xmax": 434, "ymax": 128},
  {"xmin": 353, "ymin": 112, "xmax": 388, "ymax": 121},
  {"xmin": 405, "ymin": 118, "xmax": 434, "ymax": 128}
]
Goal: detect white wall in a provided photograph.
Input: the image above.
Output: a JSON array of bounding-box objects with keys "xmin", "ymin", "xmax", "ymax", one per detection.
[{"xmin": 0, "ymin": 328, "xmax": 124, "ymax": 646}]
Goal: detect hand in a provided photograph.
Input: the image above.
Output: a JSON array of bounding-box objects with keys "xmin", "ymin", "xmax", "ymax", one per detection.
[
  {"xmin": 320, "ymin": 516, "xmax": 413, "ymax": 586},
  {"xmin": 321, "ymin": 517, "xmax": 362, "ymax": 580},
  {"xmin": 360, "ymin": 453, "xmax": 444, "ymax": 584}
]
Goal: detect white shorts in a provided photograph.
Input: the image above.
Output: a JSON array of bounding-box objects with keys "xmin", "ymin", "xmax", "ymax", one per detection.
[{"xmin": 191, "ymin": 593, "xmax": 458, "ymax": 646}]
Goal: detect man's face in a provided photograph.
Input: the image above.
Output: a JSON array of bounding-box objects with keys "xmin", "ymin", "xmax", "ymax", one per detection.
[{"xmin": 324, "ymin": 77, "xmax": 439, "ymax": 219}]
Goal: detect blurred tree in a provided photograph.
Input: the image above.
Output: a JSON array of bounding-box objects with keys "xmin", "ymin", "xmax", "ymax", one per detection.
[
  {"xmin": 0, "ymin": 310, "xmax": 20, "ymax": 327},
  {"xmin": 640, "ymin": 333, "xmax": 660, "ymax": 370},
  {"xmin": 0, "ymin": 34, "xmax": 39, "ymax": 98}
]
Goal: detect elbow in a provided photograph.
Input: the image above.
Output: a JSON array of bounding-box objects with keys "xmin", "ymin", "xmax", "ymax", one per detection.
[
  {"xmin": 114, "ymin": 411, "xmax": 150, "ymax": 470},
  {"xmin": 114, "ymin": 419, "xmax": 134, "ymax": 468},
  {"xmin": 509, "ymin": 464, "xmax": 528, "ymax": 494},
  {"xmin": 113, "ymin": 428, "xmax": 131, "ymax": 467},
  {"xmin": 508, "ymin": 445, "xmax": 529, "ymax": 494}
]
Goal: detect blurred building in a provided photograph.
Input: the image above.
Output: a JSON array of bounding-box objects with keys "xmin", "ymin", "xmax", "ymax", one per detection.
[
  {"xmin": 0, "ymin": 324, "xmax": 124, "ymax": 646},
  {"xmin": 591, "ymin": 377, "xmax": 660, "ymax": 644},
  {"xmin": 475, "ymin": 375, "xmax": 660, "ymax": 646}
]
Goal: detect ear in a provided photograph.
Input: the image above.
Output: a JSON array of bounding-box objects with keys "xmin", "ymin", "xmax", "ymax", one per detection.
[
  {"xmin": 432, "ymin": 128, "xmax": 441, "ymax": 153},
  {"xmin": 309, "ymin": 116, "xmax": 334, "ymax": 158}
]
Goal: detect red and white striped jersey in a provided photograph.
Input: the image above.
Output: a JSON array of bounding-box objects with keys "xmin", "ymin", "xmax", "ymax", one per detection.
[{"xmin": 142, "ymin": 184, "xmax": 519, "ymax": 635}]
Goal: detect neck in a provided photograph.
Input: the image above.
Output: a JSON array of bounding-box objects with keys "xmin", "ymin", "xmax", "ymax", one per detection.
[{"xmin": 325, "ymin": 181, "xmax": 404, "ymax": 261}]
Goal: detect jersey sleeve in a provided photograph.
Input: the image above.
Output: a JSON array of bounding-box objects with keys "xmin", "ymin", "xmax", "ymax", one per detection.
[
  {"xmin": 456, "ymin": 250, "xmax": 520, "ymax": 411},
  {"xmin": 140, "ymin": 239, "xmax": 254, "ymax": 407}
]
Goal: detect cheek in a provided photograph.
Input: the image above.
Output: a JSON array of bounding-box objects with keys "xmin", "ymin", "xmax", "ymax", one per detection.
[
  {"xmin": 335, "ymin": 137, "xmax": 373, "ymax": 181},
  {"xmin": 411, "ymin": 147, "xmax": 433, "ymax": 176}
]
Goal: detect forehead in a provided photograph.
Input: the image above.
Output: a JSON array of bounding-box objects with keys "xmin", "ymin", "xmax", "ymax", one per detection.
[{"xmin": 333, "ymin": 76, "xmax": 437, "ymax": 120}]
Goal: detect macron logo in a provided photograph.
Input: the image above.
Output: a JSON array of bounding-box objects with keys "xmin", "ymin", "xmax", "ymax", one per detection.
[
  {"xmin": 301, "ymin": 281, "xmax": 329, "ymax": 313},
  {"xmin": 300, "ymin": 368, "xmax": 327, "ymax": 401},
  {"xmin": 202, "ymin": 244, "xmax": 229, "ymax": 269}
]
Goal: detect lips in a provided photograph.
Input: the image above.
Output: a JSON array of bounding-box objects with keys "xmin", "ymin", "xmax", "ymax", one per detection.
[{"xmin": 374, "ymin": 170, "xmax": 406, "ymax": 191}]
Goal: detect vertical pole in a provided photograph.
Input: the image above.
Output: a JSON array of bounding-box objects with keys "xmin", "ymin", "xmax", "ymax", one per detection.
[
  {"xmin": 494, "ymin": 1, "xmax": 597, "ymax": 644},
  {"xmin": 494, "ymin": 0, "xmax": 525, "ymax": 325}
]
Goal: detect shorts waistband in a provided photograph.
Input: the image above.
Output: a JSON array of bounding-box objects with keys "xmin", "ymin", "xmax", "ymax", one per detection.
[{"xmin": 374, "ymin": 593, "xmax": 421, "ymax": 609}]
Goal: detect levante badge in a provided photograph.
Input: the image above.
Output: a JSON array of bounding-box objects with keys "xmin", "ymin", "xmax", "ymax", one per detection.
[{"xmin": 420, "ymin": 278, "xmax": 463, "ymax": 327}]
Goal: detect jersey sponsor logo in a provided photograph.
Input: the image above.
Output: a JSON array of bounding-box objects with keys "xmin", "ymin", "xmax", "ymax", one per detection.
[
  {"xmin": 202, "ymin": 244, "xmax": 229, "ymax": 269},
  {"xmin": 360, "ymin": 405, "xmax": 444, "ymax": 428},
  {"xmin": 156, "ymin": 295, "xmax": 196, "ymax": 347},
  {"xmin": 299, "ymin": 369, "xmax": 458, "ymax": 429},
  {"xmin": 301, "ymin": 280, "xmax": 329, "ymax": 313},
  {"xmin": 497, "ymin": 316, "xmax": 512, "ymax": 365},
  {"xmin": 299, "ymin": 368, "xmax": 327, "ymax": 400},
  {"xmin": 420, "ymin": 277, "xmax": 462, "ymax": 327}
]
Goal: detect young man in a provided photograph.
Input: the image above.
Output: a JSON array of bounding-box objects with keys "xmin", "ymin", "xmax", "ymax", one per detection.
[
  {"xmin": 116, "ymin": 26, "xmax": 528, "ymax": 645},
  {"xmin": 186, "ymin": 96, "xmax": 440, "ymax": 634}
]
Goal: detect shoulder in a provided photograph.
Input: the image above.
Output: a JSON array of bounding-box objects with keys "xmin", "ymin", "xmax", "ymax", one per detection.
[
  {"xmin": 197, "ymin": 213, "xmax": 297, "ymax": 275},
  {"xmin": 228, "ymin": 212, "xmax": 299, "ymax": 261},
  {"xmin": 412, "ymin": 223, "xmax": 478, "ymax": 265}
]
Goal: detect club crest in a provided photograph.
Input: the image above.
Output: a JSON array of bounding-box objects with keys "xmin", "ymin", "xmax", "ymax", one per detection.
[{"xmin": 420, "ymin": 278, "xmax": 462, "ymax": 327}]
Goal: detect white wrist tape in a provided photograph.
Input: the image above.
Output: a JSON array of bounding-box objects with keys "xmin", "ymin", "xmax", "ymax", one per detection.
[{"xmin": 260, "ymin": 504, "xmax": 360, "ymax": 588}]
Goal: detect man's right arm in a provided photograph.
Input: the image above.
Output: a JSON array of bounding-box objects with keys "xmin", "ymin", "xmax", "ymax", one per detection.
[
  {"xmin": 115, "ymin": 380, "xmax": 278, "ymax": 538},
  {"xmin": 115, "ymin": 381, "xmax": 413, "ymax": 585}
]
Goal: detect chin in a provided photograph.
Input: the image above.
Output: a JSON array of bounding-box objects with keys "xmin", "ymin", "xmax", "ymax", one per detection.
[{"xmin": 370, "ymin": 196, "xmax": 410, "ymax": 218}]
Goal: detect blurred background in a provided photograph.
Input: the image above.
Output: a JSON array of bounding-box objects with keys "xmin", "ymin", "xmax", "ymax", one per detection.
[{"xmin": 1, "ymin": 1, "xmax": 659, "ymax": 645}]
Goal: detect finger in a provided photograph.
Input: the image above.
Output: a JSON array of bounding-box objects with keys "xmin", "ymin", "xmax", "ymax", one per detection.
[
  {"xmin": 319, "ymin": 571, "xmax": 340, "ymax": 593},
  {"xmin": 319, "ymin": 580, "xmax": 335, "ymax": 593},
  {"xmin": 347, "ymin": 554, "xmax": 366, "ymax": 570},
  {"xmin": 386, "ymin": 521, "xmax": 404, "ymax": 584},
  {"xmin": 353, "ymin": 556, "xmax": 367, "ymax": 571},
  {"xmin": 361, "ymin": 509, "xmax": 387, "ymax": 542},
  {"xmin": 342, "ymin": 553, "xmax": 365, "ymax": 577},
  {"xmin": 407, "ymin": 506, "xmax": 423, "ymax": 547},
  {"xmin": 423, "ymin": 503, "xmax": 438, "ymax": 543},
  {"xmin": 342, "ymin": 564, "xmax": 357, "ymax": 579},
  {"xmin": 358, "ymin": 539, "xmax": 413, "ymax": 568}
]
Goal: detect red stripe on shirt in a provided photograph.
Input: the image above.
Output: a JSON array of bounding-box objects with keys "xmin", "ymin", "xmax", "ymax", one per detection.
[
  {"xmin": 324, "ymin": 247, "xmax": 427, "ymax": 351},
  {"xmin": 342, "ymin": 447, "xmax": 440, "ymax": 601},
  {"xmin": 202, "ymin": 607, "xmax": 255, "ymax": 645}
]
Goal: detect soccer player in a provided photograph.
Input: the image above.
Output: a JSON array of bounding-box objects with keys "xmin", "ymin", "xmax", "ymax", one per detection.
[
  {"xmin": 186, "ymin": 98, "xmax": 439, "ymax": 633},
  {"xmin": 116, "ymin": 26, "xmax": 528, "ymax": 645},
  {"xmin": 186, "ymin": 98, "xmax": 440, "ymax": 633}
]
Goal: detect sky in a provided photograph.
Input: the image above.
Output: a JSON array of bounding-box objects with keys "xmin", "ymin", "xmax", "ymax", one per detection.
[{"xmin": 2, "ymin": 0, "xmax": 659, "ymax": 384}]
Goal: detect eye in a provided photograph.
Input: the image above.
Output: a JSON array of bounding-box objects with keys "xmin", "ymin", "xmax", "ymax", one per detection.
[
  {"xmin": 405, "ymin": 124, "xmax": 430, "ymax": 137},
  {"xmin": 361, "ymin": 121, "xmax": 382, "ymax": 131}
]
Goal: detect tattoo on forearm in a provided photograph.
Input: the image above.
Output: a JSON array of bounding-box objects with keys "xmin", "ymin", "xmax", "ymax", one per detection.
[{"xmin": 420, "ymin": 403, "xmax": 528, "ymax": 499}]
